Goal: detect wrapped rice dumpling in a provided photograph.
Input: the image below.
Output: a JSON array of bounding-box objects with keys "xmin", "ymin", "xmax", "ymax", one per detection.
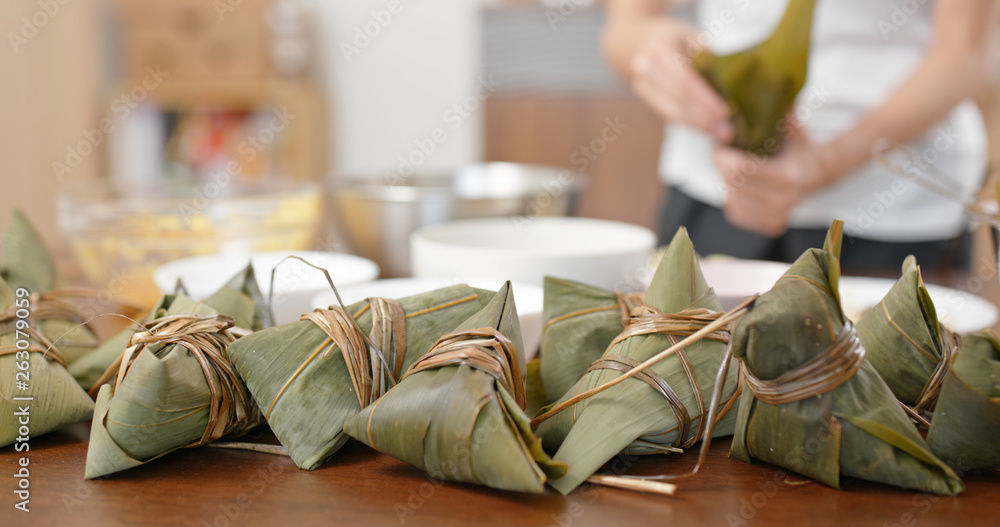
[
  {"xmin": 729, "ymin": 220, "xmax": 964, "ymax": 495},
  {"xmin": 1, "ymin": 276, "xmax": 94, "ymax": 446},
  {"xmin": 856, "ymin": 255, "xmax": 959, "ymax": 422},
  {"xmin": 227, "ymin": 284, "xmax": 489, "ymax": 470},
  {"xmin": 694, "ymin": 0, "xmax": 815, "ymax": 153},
  {"xmin": 343, "ymin": 282, "xmax": 567, "ymax": 493},
  {"xmin": 926, "ymin": 330, "xmax": 1000, "ymax": 470},
  {"xmin": 71, "ymin": 265, "xmax": 272, "ymax": 390},
  {"xmin": 539, "ymin": 276, "xmax": 643, "ymax": 404},
  {"xmin": 85, "ymin": 283, "xmax": 264, "ymax": 478},
  {"xmin": 535, "ymin": 228, "xmax": 738, "ymax": 495},
  {"xmin": 1, "ymin": 209, "xmax": 100, "ymax": 364}
]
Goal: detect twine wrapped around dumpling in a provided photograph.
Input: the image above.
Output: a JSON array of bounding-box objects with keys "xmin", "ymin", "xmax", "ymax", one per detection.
[
  {"xmin": 227, "ymin": 284, "xmax": 489, "ymax": 470},
  {"xmin": 533, "ymin": 228, "xmax": 739, "ymax": 495},
  {"xmin": 728, "ymin": 220, "xmax": 965, "ymax": 496},
  {"xmin": 856, "ymin": 255, "xmax": 960, "ymax": 426},
  {"xmin": 0, "ymin": 277, "xmax": 94, "ymax": 446},
  {"xmin": 85, "ymin": 297, "xmax": 261, "ymax": 479},
  {"xmin": 1, "ymin": 209, "xmax": 102, "ymax": 364},
  {"xmin": 344, "ymin": 282, "xmax": 567, "ymax": 493},
  {"xmin": 926, "ymin": 330, "xmax": 1000, "ymax": 470},
  {"xmin": 539, "ymin": 275, "xmax": 644, "ymax": 404}
]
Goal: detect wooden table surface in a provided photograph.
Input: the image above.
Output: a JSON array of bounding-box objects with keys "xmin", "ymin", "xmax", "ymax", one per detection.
[
  {"xmin": 5, "ymin": 265, "xmax": 999, "ymax": 527},
  {"xmin": 4, "ymin": 422, "xmax": 999, "ymax": 527}
]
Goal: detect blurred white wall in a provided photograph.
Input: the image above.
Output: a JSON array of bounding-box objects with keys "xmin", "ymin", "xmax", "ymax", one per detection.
[{"xmin": 308, "ymin": 0, "xmax": 491, "ymax": 180}]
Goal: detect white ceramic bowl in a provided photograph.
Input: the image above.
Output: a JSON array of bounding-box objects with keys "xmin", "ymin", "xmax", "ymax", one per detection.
[
  {"xmin": 410, "ymin": 217, "xmax": 657, "ymax": 290},
  {"xmin": 311, "ymin": 277, "xmax": 545, "ymax": 360},
  {"xmin": 154, "ymin": 251, "xmax": 379, "ymax": 325}
]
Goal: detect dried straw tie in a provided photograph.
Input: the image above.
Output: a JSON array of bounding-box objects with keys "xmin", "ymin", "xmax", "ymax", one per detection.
[
  {"xmin": 901, "ymin": 328, "xmax": 962, "ymax": 428},
  {"xmin": 12, "ymin": 289, "xmax": 105, "ymax": 350},
  {"xmin": 583, "ymin": 305, "xmax": 734, "ymax": 450},
  {"xmin": 97, "ymin": 314, "xmax": 259, "ymax": 446},
  {"xmin": 740, "ymin": 320, "xmax": 866, "ymax": 406},
  {"xmin": 0, "ymin": 302, "xmax": 68, "ymax": 368},
  {"xmin": 402, "ymin": 327, "xmax": 526, "ymax": 409}
]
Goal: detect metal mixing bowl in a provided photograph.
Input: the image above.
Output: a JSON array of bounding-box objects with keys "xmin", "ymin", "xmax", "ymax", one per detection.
[{"xmin": 329, "ymin": 163, "xmax": 588, "ymax": 277}]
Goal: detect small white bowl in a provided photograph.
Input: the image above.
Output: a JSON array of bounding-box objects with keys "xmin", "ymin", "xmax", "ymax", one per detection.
[
  {"xmin": 154, "ymin": 251, "xmax": 379, "ymax": 324},
  {"xmin": 312, "ymin": 278, "xmax": 545, "ymax": 361},
  {"xmin": 410, "ymin": 217, "xmax": 657, "ymax": 290}
]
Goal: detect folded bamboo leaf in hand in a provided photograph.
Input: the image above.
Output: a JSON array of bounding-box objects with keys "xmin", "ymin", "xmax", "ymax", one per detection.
[
  {"xmin": 694, "ymin": 0, "xmax": 816, "ymax": 153},
  {"xmin": 227, "ymin": 284, "xmax": 489, "ymax": 470},
  {"xmin": 729, "ymin": 220, "xmax": 964, "ymax": 495},
  {"xmin": 926, "ymin": 330, "xmax": 1000, "ymax": 470},
  {"xmin": 343, "ymin": 282, "xmax": 567, "ymax": 493},
  {"xmin": 535, "ymin": 228, "xmax": 738, "ymax": 495}
]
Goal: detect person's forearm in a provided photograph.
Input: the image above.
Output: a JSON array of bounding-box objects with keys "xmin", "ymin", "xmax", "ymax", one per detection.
[
  {"xmin": 601, "ymin": 0, "xmax": 671, "ymax": 80},
  {"xmin": 816, "ymin": 1, "xmax": 997, "ymax": 186}
]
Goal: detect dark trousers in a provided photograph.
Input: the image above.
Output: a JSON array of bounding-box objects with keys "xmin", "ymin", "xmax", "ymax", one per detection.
[{"xmin": 658, "ymin": 187, "xmax": 971, "ymax": 272}]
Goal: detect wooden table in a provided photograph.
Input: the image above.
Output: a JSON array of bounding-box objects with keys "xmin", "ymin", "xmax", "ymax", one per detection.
[
  {"xmin": 5, "ymin": 422, "xmax": 998, "ymax": 527},
  {"xmin": 5, "ymin": 267, "xmax": 999, "ymax": 526}
]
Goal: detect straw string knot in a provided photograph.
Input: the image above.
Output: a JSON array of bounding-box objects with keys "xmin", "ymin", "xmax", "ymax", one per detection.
[
  {"xmin": 908, "ymin": 327, "xmax": 961, "ymax": 421},
  {"xmin": 403, "ymin": 327, "xmax": 526, "ymax": 409},
  {"xmin": 302, "ymin": 307, "xmax": 393, "ymax": 408},
  {"xmin": 741, "ymin": 320, "xmax": 866, "ymax": 406},
  {"xmin": 368, "ymin": 297, "xmax": 407, "ymax": 381},
  {"xmin": 588, "ymin": 306, "xmax": 734, "ymax": 449},
  {"xmin": 0, "ymin": 299, "xmax": 68, "ymax": 368},
  {"xmin": 111, "ymin": 314, "xmax": 259, "ymax": 446}
]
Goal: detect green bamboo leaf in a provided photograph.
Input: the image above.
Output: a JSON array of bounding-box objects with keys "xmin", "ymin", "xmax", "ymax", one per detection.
[
  {"xmin": 729, "ymin": 220, "xmax": 965, "ymax": 496},
  {"xmin": 228, "ymin": 284, "xmax": 487, "ymax": 470},
  {"xmin": 694, "ymin": 0, "xmax": 817, "ymax": 153},
  {"xmin": 0, "ymin": 276, "xmax": 94, "ymax": 447},
  {"xmin": 343, "ymin": 283, "xmax": 566, "ymax": 493},
  {"xmin": 926, "ymin": 330, "xmax": 1000, "ymax": 470},
  {"xmin": 538, "ymin": 227, "xmax": 738, "ymax": 495}
]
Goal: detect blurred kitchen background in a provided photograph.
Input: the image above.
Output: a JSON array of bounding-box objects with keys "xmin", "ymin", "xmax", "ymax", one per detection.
[{"xmin": 3, "ymin": 0, "xmax": 1000, "ymax": 300}]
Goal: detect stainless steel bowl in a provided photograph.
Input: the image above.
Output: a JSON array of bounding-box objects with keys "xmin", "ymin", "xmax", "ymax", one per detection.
[{"xmin": 329, "ymin": 163, "xmax": 589, "ymax": 277}]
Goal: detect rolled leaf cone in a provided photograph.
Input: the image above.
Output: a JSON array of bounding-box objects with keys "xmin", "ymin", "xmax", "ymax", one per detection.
[
  {"xmin": 85, "ymin": 289, "xmax": 262, "ymax": 479},
  {"xmin": 539, "ymin": 276, "xmax": 643, "ymax": 404},
  {"xmin": 71, "ymin": 265, "xmax": 272, "ymax": 390},
  {"xmin": 694, "ymin": 0, "xmax": 816, "ymax": 153},
  {"xmin": 729, "ymin": 220, "xmax": 965, "ymax": 495},
  {"xmin": 926, "ymin": 330, "xmax": 1000, "ymax": 470},
  {"xmin": 856, "ymin": 255, "xmax": 956, "ymax": 415},
  {"xmin": 228, "ymin": 284, "xmax": 488, "ymax": 470},
  {"xmin": 1, "ymin": 209, "xmax": 99, "ymax": 364},
  {"xmin": 343, "ymin": 282, "xmax": 567, "ymax": 493},
  {"xmin": 537, "ymin": 227, "xmax": 739, "ymax": 495},
  {"xmin": 0, "ymin": 276, "xmax": 94, "ymax": 447}
]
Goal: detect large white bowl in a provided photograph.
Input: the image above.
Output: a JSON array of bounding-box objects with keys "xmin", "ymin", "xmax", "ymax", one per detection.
[
  {"xmin": 154, "ymin": 251, "xmax": 379, "ymax": 325},
  {"xmin": 311, "ymin": 277, "xmax": 545, "ymax": 360},
  {"xmin": 410, "ymin": 217, "xmax": 657, "ymax": 290}
]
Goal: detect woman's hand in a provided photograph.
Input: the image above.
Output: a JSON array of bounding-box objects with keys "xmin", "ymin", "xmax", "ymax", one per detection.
[
  {"xmin": 713, "ymin": 124, "xmax": 834, "ymax": 237},
  {"xmin": 601, "ymin": 3, "xmax": 733, "ymax": 141}
]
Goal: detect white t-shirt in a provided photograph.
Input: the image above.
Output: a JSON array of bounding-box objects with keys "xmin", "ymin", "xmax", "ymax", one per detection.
[{"xmin": 661, "ymin": 0, "xmax": 987, "ymax": 242}]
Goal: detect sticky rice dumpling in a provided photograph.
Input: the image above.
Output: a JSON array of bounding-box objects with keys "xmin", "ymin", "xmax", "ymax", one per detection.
[
  {"xmin": 536, "ymin": 227, "xmax": 737, "ymax": 495},
  {"xmin": 729, "ymin": 220, "xmax": 964, "ymax": 495},
  {"xmin": 343, "ymin": 282, "xmax": 567, "ymax": 493}
]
